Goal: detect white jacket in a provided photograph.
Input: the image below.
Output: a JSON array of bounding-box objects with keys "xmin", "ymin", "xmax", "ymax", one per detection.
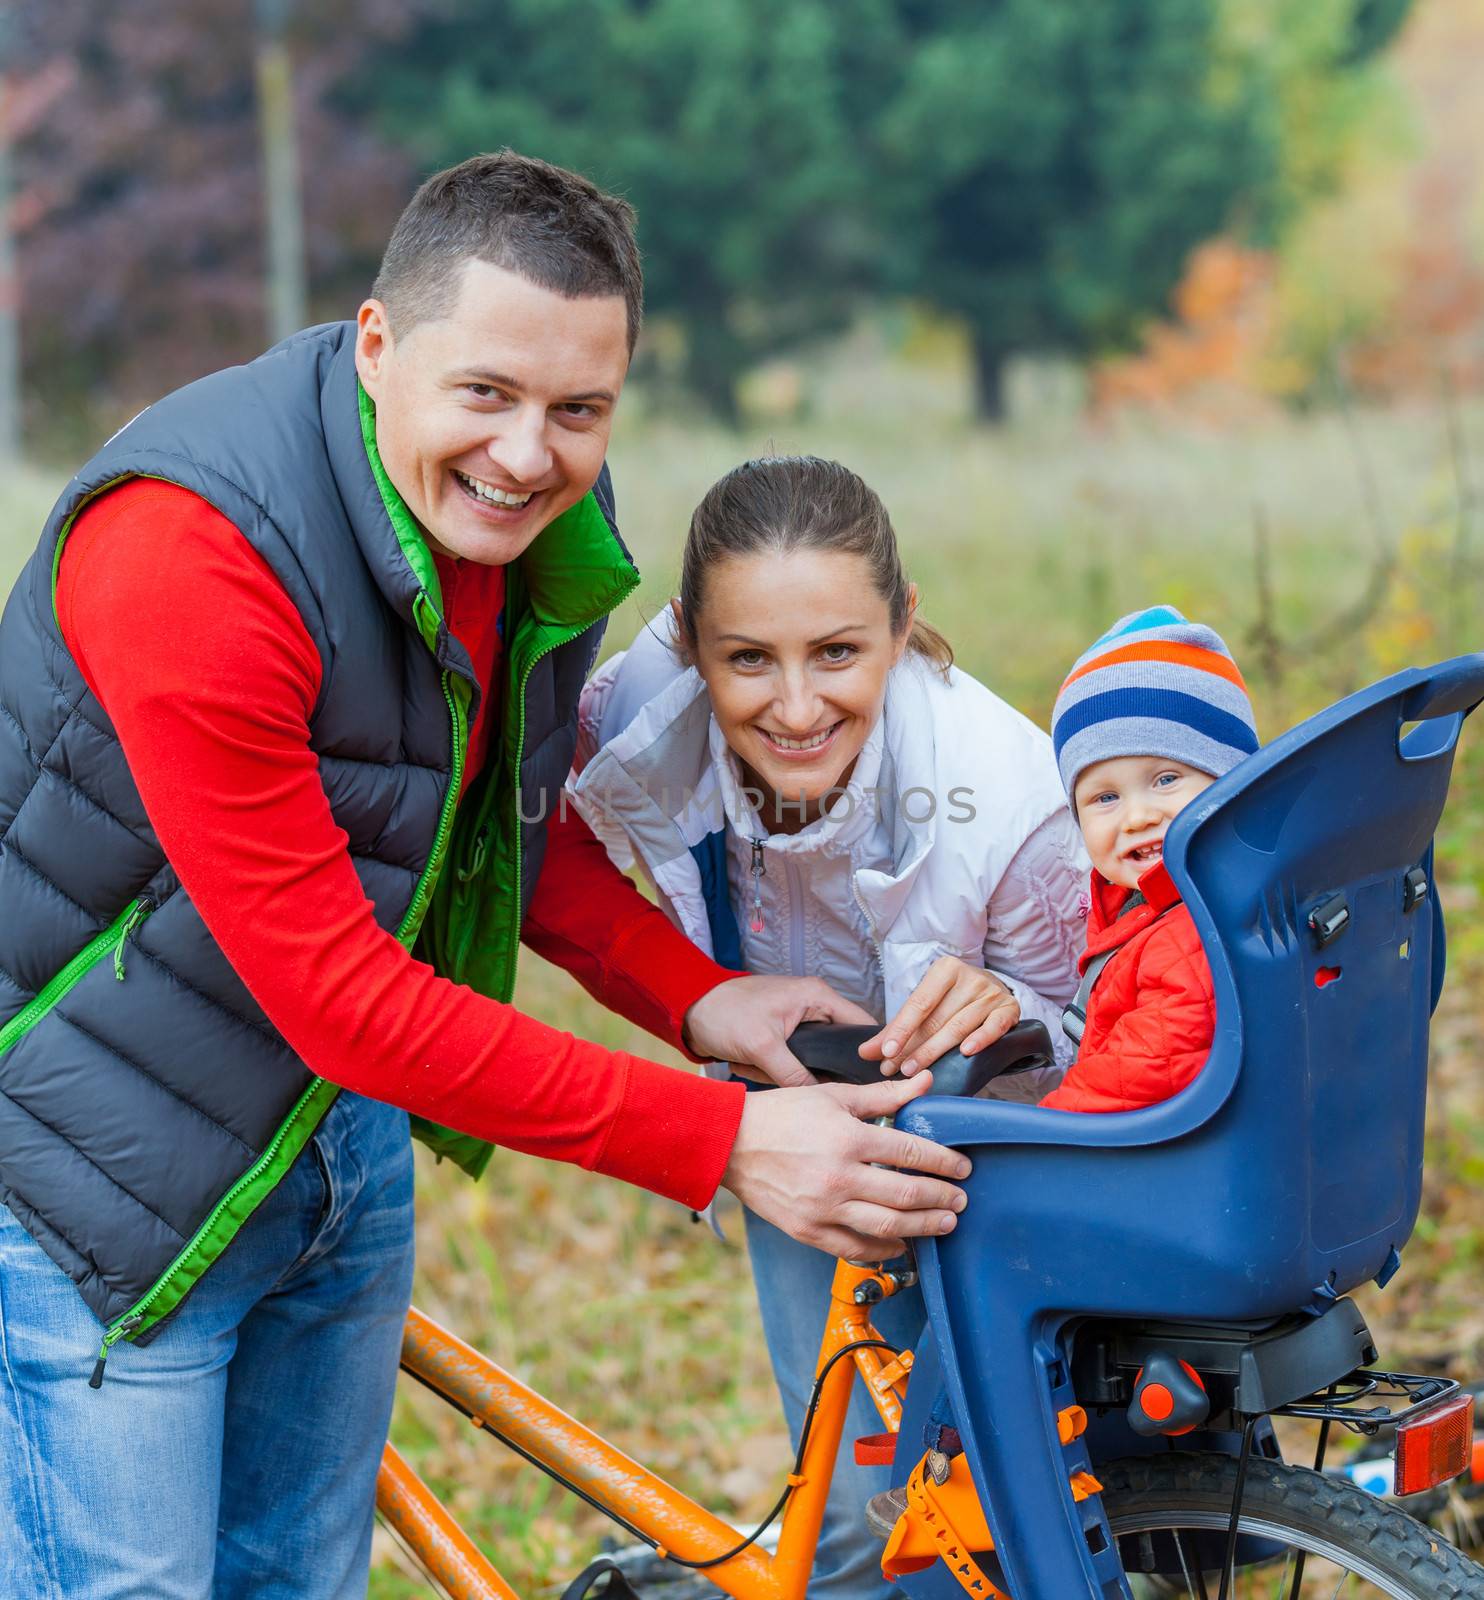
[{"xmin": 572, "ymin": 616, "xmax": 1087, "ymax": 1100}]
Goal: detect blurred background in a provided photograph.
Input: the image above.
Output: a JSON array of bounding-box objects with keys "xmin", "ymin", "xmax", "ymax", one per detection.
[{"xmin": 3, "ymin": 1, "xmax": 1484, "ymax": 1591}]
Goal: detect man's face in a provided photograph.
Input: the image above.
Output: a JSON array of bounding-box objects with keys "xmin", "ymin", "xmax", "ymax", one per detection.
[{"xmin": 355, "ymin": 259, "xmax": 629, "ymax": 565}]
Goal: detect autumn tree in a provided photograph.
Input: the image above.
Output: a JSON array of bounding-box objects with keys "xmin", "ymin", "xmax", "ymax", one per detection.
[
  {"xmin": 6, "ymin": 0, "xmax": 423, "ymax": 436},
  {"xmin": 865, "ymin": 0, "xmax": 1412, "ymax": 417}
]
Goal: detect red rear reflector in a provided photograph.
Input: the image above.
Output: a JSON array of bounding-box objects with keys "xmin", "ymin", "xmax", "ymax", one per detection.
[
  {"xmin": 1394, "ymin": 1391, "xmax": 1474, "ymax": 1496},
  {"xmin": 1472, "ymin": 1436, "xmax": 1484, "ymax": 1485}
]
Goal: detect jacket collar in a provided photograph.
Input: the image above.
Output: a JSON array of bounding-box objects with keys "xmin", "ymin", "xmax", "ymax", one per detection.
[
  {"xmin": 711, "ymin": 712, "xmax": 888, "ymax": 855},
  {"xmin": 582, "ymin": 648, "xmax": 942, "ymax": 887},
  {"xmin": 1082, "ymin": 859, "xmax": 1184, "ymax": 966}
]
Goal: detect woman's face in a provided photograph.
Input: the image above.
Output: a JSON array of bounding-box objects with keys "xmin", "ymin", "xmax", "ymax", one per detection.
[{"xmin": 681, "ymin": 549, "xmax": 912, "ymax": 828}]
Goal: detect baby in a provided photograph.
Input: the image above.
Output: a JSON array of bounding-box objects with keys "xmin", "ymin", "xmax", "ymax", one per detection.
[
  {"xmin": 870, "ymin": 608, "xmax": 1259, "ymax": 1547},
  {"xmin": 1038, "ymin": 605, "xmax": 1259, "ymax": 1113}
]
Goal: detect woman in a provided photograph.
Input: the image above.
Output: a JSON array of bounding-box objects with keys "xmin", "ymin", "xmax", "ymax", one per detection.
[{"xmin": 572, "ymin": 457, "xmax": 1085, "ymax": 1599}]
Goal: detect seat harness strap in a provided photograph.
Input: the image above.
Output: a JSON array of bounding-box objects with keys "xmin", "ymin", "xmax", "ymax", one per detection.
[{"xmin": 1061, "ymin": 891, "xmax": 1177, "ymax": 1047}]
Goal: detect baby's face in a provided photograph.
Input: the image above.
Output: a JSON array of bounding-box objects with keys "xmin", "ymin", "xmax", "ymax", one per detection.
[{"xmin": 1073, "ymin": 756, "xmax": 1216, "ymax": 891}]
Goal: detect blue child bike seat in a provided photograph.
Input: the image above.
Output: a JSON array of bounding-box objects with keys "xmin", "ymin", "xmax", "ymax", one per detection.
[{"xmin": 898, "ymin": 654, "xmax": 1484, "ymax": 1599}]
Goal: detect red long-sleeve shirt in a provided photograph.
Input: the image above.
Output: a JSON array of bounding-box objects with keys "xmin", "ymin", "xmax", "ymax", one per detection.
[{"xmin": 55, "ymin": 478, "xmax": 745, "ymax": 1208}]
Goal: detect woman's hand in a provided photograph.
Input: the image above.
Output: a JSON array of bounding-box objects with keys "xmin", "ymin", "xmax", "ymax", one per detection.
[
  {"xmin": 682, "ymin": 975, "xmax": 876, "ymax": 1087},
  {"xmin": 858, "ymin": 957, "xmax": 1020, "ymax": 1076}
]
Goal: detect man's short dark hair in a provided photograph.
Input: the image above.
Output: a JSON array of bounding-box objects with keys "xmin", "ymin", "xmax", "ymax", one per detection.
[{"xmin": 372, "ymin": 150, "xmax": 643, "ymax": 351}]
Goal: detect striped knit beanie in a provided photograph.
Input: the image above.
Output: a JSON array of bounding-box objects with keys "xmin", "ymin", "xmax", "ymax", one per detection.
[{"xmin": 1051, "ymin": 606, "xmax": 1258, "ymax": 800}]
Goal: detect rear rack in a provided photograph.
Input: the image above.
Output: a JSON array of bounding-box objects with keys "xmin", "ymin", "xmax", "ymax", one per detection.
[{"xmin": 1268, "ymin": 1370, "xmax": 1460, "ymax": 1435}]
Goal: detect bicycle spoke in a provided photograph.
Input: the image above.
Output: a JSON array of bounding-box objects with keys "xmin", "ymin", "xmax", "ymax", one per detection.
[
  {"xmin": 1172, "ymin": 1530, "xmax": 1210, "ymax": 1600},
  {"xmin": 1268, "ymin": 1549, "xmax": 1295, "ymax": 1599},
  {"xmin": 1325, "ymin": 1571, "xmax": 1354, "ymax": 1600}
]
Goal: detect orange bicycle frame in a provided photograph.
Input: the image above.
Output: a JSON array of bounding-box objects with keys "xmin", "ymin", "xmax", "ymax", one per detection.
[{"xmin": 376, "ymin": 1257, "xmax": 914, "ymax": 1600}]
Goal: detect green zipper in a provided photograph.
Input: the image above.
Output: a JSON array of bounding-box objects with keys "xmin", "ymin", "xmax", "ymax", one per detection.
[
  {"xmin": 90, "ymin": 1074, "xmax": 336, "ymax": 1386},
  {"xmin": 112, "ymin": 897, "xmax": 155, "ymax": 981},
  {"xmin": 506, "ymin": 631, "xmax": 580, "ymax": 976},
  {"xmin": 397, "ymin": 665, "xmax": 468, "ymax": 948},
  {"xmin": 0, "ymin": 896, "xmax": 154, "ymax": 1057},
  {"xmin": 92, "ymin": 588, "xmax": 471, "ymax": 1376},
  {"xmin": 487, "ymin": 604, "xmax": 629, "ymax": 994}
]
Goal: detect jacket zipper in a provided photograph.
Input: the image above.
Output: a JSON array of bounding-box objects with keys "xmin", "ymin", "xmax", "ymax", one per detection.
[
  {"xmin": 852, "ymin": 878, "xmax": 887, "ymax": 978},
  {"xmin": 784, "ymin": 856, "xmax": 806, "ymax": 975},
  {"xmin": 505, "ymin": 615, "xmax": 623, "ymax": 982},
  {"xmin": 89, "ymin": 1073, "xmax": 331, "ymax": 1384},
  {"xmin": 0, "ymin": 895, "xmax": 156, "ymax": 1057},
  {"xmin": 749, "ymin": 840, "xmax": 766, "ymax": 933},
  {"xmin": 395, "ymin": 668, "xmax": 467, "ymax": 945},
  {"xmin": 113, "ymin": 895, "xmax": 156, "ymax": 981},
  {"xmin": 92, "ymin": 602, "xmax": 471, "ymax": 1383},
  {"xmin": 507, "ymin": 632, "xmax": 578, "ymax": 982}
]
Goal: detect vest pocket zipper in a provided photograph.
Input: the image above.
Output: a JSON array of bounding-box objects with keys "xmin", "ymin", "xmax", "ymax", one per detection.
[
  {"xmin": 0, "ymin": 894, "xmax": 158, "ymax": 1055},
  {"xmin": 113, "ymin": 894, "xmax": 156, "ymax": 981}
]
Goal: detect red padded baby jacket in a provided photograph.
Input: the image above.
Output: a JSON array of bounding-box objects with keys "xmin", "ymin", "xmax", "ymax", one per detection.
[{"xmin": 1039, "ymin": 861, "xmax": 1214, "ymax": 1114}]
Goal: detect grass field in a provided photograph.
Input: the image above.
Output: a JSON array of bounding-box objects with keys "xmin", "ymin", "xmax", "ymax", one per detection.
[{"xmin": 5, "ymin": 360, "xmax": 1484, "ymax": 1594}]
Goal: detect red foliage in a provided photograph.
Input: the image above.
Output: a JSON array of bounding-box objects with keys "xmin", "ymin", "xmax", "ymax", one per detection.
[
  {"xmin": 7, "ymin": 1, "xmax": 425, "ymax": 416},
  {"xmin": 1091, "ymin": 240, "xmax": 1276, "ymax": 416}
]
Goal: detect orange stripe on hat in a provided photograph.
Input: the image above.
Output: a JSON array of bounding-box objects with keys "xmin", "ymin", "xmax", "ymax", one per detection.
[{"xmin": 1060, "ymin": 640, "xmax": 1249, "ymax": 696}]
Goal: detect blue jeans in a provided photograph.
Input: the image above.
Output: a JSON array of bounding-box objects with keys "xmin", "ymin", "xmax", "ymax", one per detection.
[
  {"xmin": 0, "ymin": 1091, "xmax": 415, "ymax": 1599},
  {"xmin": 743, "ymin": 1207, "xmax": 925, "ymax": 1600}
]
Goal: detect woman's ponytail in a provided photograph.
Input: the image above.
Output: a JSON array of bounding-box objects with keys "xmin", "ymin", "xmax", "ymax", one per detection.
[{"xmin": 907, "ymin": 617, "xmax": 954, "ymax": 676}]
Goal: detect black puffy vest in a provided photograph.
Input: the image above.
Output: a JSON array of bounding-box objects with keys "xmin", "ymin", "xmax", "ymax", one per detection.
[{"xmin": 0, "ymin": 323, "xmax": 634, "ymax": 1342}]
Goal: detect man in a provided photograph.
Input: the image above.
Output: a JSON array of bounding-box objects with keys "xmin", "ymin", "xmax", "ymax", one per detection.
[{"xmin": 0, "ymin": 152, "xmax": 971, "ymax": 1598}]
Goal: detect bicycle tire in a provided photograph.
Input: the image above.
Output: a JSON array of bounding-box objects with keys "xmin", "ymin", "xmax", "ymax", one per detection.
[{"xmin": 1100, "ymin": 1452, "xmax": 1484, "ymax": 1598}]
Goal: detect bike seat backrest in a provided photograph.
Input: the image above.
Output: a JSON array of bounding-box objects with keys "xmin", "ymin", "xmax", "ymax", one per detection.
[
  {"xmin": 786, "ymin": 1020, "xmax": 1054, "ymax": 1097},
  {"xmin": 1165, "ymin": 654, "xmax": 1484, "ymax": 1287}
]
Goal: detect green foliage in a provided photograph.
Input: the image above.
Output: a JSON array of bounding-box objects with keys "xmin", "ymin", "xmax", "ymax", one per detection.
[
  {"xmin": 368, "ymin": 0, "xmax": 1411, "ymax": 420},
  {"xmin": 868, "ymin": 0, "xmax": 1278, "ymax": 415},
  {"xmin": 368, "ymin": 0, "xmax": 891, "ymax": 421},
  {"xmin": 1217, "ymin": 0, "xmax": 1411, "ymax": 219},
  {"xmin": 1216, "ymin": 0, "xmax": 1418, "ymax": 395}
]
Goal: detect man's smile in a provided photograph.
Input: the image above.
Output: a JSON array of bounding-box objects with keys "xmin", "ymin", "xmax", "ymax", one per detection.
[{"xmin": 452, "ymin": 468, "xmax": 534, "ymax": 509}]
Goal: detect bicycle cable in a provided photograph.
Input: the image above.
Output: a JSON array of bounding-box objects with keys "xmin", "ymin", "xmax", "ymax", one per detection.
[{"xmin": 404, "ymin": 1335, "xmax": 901, "ymax": 1572}]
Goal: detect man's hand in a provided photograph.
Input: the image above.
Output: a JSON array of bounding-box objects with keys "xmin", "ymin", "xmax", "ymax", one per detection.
[
  {"xmin": 682, "ymin": 976, "xmax": 876, "ymax": 1087},
  {"xmin": 859, "ymin": 957, "xmax": 1020, "ymax": 1076},
  {"xmin": 721, "ymin": 1072, "xmax": 972, "ymax": 1260}
]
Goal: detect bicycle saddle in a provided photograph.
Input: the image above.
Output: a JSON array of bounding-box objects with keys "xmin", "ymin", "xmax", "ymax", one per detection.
[{"xmin": 785, "ymin": 1020, "xmax": 1054, "ymax": 1097}]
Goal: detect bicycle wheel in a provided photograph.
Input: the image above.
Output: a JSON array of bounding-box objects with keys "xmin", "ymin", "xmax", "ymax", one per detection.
[{"xmin": 1100, "ymin": 1453, "xmax": 1484, "ymax": 1598}]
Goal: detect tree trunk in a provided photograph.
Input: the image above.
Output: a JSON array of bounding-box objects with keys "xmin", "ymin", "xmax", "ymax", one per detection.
[
  {"xmin": 255, "ymin": 1, "xmax": 307, "ymax": 345},
  {"xmin": 969, "ymin": 326, "xmax": 1010, "ymax": 423},
  {"xmin": 0, "ymin": 71, "xmax": 21, "ymax": 469},
  {"xmin": 683, "ymin": 311, "xmax": 745, "ymax": 429}
]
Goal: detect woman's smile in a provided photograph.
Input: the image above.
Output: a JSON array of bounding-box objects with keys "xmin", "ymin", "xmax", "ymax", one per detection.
[{"xmin": 754, "ymin": 719, "xmax": 844, "ymax": 758}]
